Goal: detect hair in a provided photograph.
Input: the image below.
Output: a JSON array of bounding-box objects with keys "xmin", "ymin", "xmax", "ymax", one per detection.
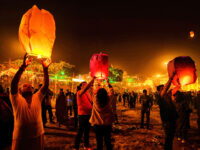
[
  {"xmin": 96, "ymin": 88, "xmax": 109, "ymax": 108},
  {"xmin": 77, "ymin": 85, "xmax": 81, "ymax": 92},
  {"xmin": 79, "ymin": 82, "xmax": 87, "ymax": 88},
  {"xmin": 143, "ymin": 89, "xmax": 147, "ymax": 93},
  {"xmin": 157, "ymin": 85, "xmax": 164, "ymax": 91}
]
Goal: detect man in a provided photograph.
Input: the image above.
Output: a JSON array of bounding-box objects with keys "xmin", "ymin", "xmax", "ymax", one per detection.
[
  {"xmin": 73, "ymin": 77, "xmax": 95, "ymax": 150},
  {"xmin": 157, "ymin": 71, "xmax": 179, "ymax": 150},
  {"xmin": 140, "ymin": 89, "xmax": 152, "ymax": 129},
  {"xmin": 10, "ymin": 54, "xmax": 50, "ymax": 150},
  {"xmin": 0, "ymin": 85, "xmax": 14, "ymax": 150}
]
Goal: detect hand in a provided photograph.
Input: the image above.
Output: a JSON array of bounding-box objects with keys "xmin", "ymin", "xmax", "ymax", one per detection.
[
  {"xmin": 41, "ymin": 58, "xmax": 51, "ymax": 68},
  {"xmin": 22, "ymin": 53, "xmax": 32, "ymax": 67},
  {"xmin": 106, "ymin": 78, "xmax": 109, "ymax": 84}
]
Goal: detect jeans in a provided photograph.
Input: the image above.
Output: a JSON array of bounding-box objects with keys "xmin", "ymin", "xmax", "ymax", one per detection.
[
  {"xmin": 95, "ymin": 125, "xmax": 112, "ymax": 150},
  {"xmin": 74, "ymin": 115, "xmax": 91, "ymax": 149}
]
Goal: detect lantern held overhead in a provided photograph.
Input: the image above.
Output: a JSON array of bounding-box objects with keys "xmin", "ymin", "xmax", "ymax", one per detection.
[
  {"xmin": 90, "ymin": 52, "xmax": 109, "ymax": 80},
  {"xmin": 167, "ymin": 56, "xmax": 197, "ymax": 86},
  {"xmin": 19, "ymin": 5, "xmax": 56, "ymax": 59}
]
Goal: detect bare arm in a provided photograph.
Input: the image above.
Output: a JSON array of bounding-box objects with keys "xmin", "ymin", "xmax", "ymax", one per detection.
[
  {"xmin": 160, "ymin": 71, "xmax": 176, "ymax": 98},
  {"xmin": 11, "ymin": 54, "xmax": 31, "ymax": 95},
  {"xmin": 11, "ymin": 65, "xmax": 26, "ymax": 94},
  {"xmin": 40, "ymin": 59, "xmax": 51, "ymax": 95},
  {"xmin": 80, "ymin": 77, "xmax": 95, "ymax": 96}
]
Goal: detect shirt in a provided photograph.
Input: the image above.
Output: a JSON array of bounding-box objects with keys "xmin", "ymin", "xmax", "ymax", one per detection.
[
  {"xmin": 77, "ymin": 91, "xmax": 92, "ymax": 115},
  {"xmin": 89, "ymin": 88, "xmax": 115, "ymax": 126},
  {"xmin": 10, "ymin": 90, "xmax": 45, "ymax": 140}
]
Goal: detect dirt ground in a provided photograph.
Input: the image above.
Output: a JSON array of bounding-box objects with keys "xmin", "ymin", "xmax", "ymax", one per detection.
[{"xmin": 44, "ymin": 102, "xmax": 200, "ymax": 150}]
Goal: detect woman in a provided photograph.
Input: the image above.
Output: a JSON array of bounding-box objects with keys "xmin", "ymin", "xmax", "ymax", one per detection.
[
  {"xmin": 90, "ymin": 79, "xmax": 115, "ymax": 150},
  {"xmin": 56, "ymin": 89, "xmax": 67, "ymax": 127}
]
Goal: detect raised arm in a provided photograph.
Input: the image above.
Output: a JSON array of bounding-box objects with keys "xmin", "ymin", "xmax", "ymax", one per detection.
[
  {"xmin": 106, "ymin": 78, "xmax": 114, "ymax": 97},
  {"xmin": 160, "ymin": 71, "xmax": 176, "ymax": 97},
  {"xmin": 79, "ymin": 77, "xmax": 95, "ymax": 96},
  {"xmin": 40, "ymin": 58, "xmax": 51, "ymax": 95},
  {"xmin": 11, "ymin": 54, "xmax": 31, "ymax": 94}
]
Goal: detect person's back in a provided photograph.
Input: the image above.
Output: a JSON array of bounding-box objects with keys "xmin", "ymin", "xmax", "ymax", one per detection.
[{"xmin": 77, "ymin": 90, "xmax": 92, "ymax": 116}]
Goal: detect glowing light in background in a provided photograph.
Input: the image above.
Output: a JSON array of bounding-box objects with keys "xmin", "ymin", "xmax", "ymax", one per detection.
[{"xmin": 189, "ymin": 30, "xmax": 195, "ymax": 38}]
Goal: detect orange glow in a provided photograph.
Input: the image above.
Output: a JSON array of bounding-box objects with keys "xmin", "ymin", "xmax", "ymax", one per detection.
[
  {"xmin": 19, "ymin": 5, "xmax": 56, "ymax": 59},
  {"xmin": 168, "ymin": 56, "xmax": 197, "ymax": 87},
  {"xmin": 95, "ymin": 72, "xmax": 106, "ymax": 79},
  {"xmin": 180, "ymin": 75, "xmax": 191, "ymax": 85},
  {"xmin": 189, "ymin": 31, "xmax": 195, "ymax": 38}
]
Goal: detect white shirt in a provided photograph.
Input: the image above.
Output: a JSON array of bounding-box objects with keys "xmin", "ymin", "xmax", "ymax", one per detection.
[{"xmin": 10, "ymin": 90, "xmax": 45, "ymax": 139}]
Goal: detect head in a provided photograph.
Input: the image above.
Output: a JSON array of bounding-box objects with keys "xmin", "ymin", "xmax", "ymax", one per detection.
[
  {"xmin": 143, "ymin": 89, "xmax": 147, "ymax": 96},
  {"xmin": 97, "ymin": 88, "xmax": 109, "ymax": 108},
  {"xmin": 22, "ymin": 83, "xmax": 33, "ymax": 95},
  {"xmin": 157, "ymin": 85, "xmax": 164, "ymax": 93},
  {"xmin": 60, "ymin": 88, "xmax": 64, "ymax": 94},
  {"xmin": 79, "ymin": 82, "xmax": 87, "ymax": 90},
  {"xmin": 77, "ymin": 85, "xmax": 81, "ymax": 92}
]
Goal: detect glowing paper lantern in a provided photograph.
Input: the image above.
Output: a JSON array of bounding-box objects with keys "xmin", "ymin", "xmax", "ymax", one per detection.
[
  {"xmin": 167, "ymin": 56, "xmax": 197, "ymax": 86},
  {"xmin": 189, "ymin": 30, "xmax": 195, "ymax": 38},
  {"xmin": 90, "ymin": 53, "xmax": 109, "ymax": 79},
  {"xmin": 19, "ymin": 5, "xmax": 56, "ymax": 59}
]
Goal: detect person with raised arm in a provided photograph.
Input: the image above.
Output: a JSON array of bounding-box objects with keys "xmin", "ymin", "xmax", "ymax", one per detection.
[
  {"xmin": 10, "ymin": 54, "xmax": 51, "ymax": 150},
  {"xmin": 90, "ymin": 78, "xmax": 115, "ymax": 150},
  {"xmin": 156, "ymin": 71, "xmax": 179, "ymax": 150},
  {"xmin": 73, "ymin": 77, "xmax": 95, "ymax": 150}
]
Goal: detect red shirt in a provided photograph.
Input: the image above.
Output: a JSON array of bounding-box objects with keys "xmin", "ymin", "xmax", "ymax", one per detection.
[{"xmin": 77, "ymin": 91, "xmax": 92, "ymax": 115}]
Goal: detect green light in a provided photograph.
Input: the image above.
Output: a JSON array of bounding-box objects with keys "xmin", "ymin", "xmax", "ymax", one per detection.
[
  {"xmin": 61, "ymin": 71, "xmax": 65, "ymax": 75},
  {"xmin": 127, "ymin": 78, "xmax": 135, "ymax": 83}
]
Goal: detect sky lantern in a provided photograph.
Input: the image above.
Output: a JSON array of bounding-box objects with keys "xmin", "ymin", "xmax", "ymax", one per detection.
[
  {"xmin": 19, "ymin": 5, "xmax": 56, "ymax": 59},
  {"xmin": 167, "ymin": 56, "xmax": 197, "ymax": 86},
  {"xmin": 189, "ymin": 30, "xmax": 195, "ymax": 38},
  {"xmin": 90, "ymin": 52, "xmax": 109, "ymax": 79}
]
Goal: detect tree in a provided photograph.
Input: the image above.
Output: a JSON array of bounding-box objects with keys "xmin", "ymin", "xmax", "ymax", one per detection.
[{"xmin": 108, "ymin": 65, "xmax": 123, "ymax": 83}]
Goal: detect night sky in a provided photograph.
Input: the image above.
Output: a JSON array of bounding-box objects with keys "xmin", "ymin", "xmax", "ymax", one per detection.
[{"xmin": 0, "ymin": 0, "xmax": 200, "ymax": 77}]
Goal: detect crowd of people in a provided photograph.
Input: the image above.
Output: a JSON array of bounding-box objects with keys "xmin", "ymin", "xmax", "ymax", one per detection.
[{"xmin": 0, "ymin": 54, "xmax": 200, "ymax": 150}]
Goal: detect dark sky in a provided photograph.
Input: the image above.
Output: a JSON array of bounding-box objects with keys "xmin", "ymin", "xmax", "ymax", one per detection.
[{"xmin": 0, "ymin": 0, "xmax": 200, "ymax": 77}]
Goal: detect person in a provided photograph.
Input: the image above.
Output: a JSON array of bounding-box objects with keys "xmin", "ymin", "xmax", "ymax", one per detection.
[
  {"xmin": 0, "ymin": 85, "xmax": 14, "ymax": 150},
  {"xmin": 122, "ymin": 92, "xmax": 126, "ymax": 106},
  {"xmin": 56, "ymin": 88, "xmax": 67, "ymax": 127},
  {"xmin": 156, "ymin": 71, "xmax": 179, "ymax": 150},
  {"xmin": 112, "ymin": 92, "xmax": 119, "ymax": 124},
  {"xmin": 90, "ymin": 78, "xmax": 115, "ymax": 150},
  {"xmin": 10, "ymin": 54, "xmax": 51, "ymax": 150},
  {"xmin": 194, "ymin": 91, "xmax": 200, "ymax": 129},
  {"xmin": 44, "ymin": 88, "xmax": 54, "ymax": 124},
  {"xmin": 73, "ymin": 78, "xmax": 95, "ymax": 150},
  {"xmin": 140, "ymin": 89, "xmax": 152, "ymax": 129},
  {"xmin": 66, "ymin": 90, "xmax": 73, "ymax": 117}
]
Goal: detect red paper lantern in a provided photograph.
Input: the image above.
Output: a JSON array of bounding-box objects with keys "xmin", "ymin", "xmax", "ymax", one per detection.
[
  {"xmin": 167, "ymin": 56, "xmax": 197, "ymax": 86},
  {"xmin": 19, "ymin": 5, "xmax": 56, "ymax": 59},
  {"xmin": 90, "ymin": 53, "xmax": 109, "ymax": 79}
]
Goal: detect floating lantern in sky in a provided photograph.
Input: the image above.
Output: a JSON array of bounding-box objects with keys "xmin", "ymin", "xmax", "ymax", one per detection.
[
  {"xmin": 19, "ymin": 5, "xmax": 56, "ymax": 59},
  {"xmin": 90, "ymin": 52, "xmax": 109, "ymax": 79},
  {"xmin": 189, "ymin": 30, "xmax": 195, "ymax": 39},
  {"xmin": 167, "ymin": 56, "xmax": 197, "ymax": 86}
]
